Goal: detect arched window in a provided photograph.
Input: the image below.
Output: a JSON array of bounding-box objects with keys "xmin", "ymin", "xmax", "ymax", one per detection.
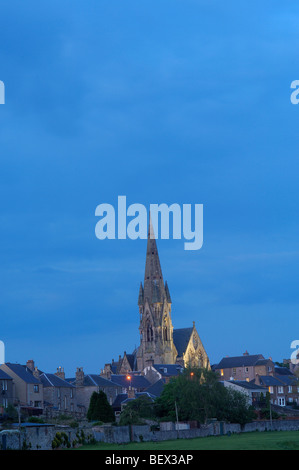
[
  {"xmin": 163, "ymin": 326, "xmax": 168, "ymax": 341},
  {"xmin": 146, "ymin": 325, "xmax": 153, "ymax": 342}
]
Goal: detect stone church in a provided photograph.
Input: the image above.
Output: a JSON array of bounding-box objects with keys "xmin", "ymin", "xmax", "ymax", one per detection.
[{"xmin": 101, "ymin": 218, "xmax": 210, "ymax": 377}]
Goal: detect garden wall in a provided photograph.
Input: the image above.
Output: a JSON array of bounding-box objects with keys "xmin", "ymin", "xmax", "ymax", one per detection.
[{"xmin": 93, "ymin": 419, "xmax": 299, "ymax": 445}]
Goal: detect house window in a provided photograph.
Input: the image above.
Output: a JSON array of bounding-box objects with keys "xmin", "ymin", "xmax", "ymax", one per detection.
[
  {"xmin": 232, "ymin": 368, "xmax": 236, "ymax": 375},
  {"xmin": 220, "ymin": 369, "xmax": 224, "ymax": 377},
  {"xmin": 33, "ymin": 385, "xmax": 39, "ymax": 393},
  {"xmin": 278, "ymin": 386, "xmax": 284, "ymax": 394},
  {"xmin": 2, "ymin": 380, "xmax": 7, "ymax": 391},
  {"xmin": 288, "ymin": 386, "xmax": 292, "ymax": 393},
  {"xmin": 278, "ymin": 397, "xmax": 285, "ymax": 406},
  {"xmin": 57, "ymin": 388, "xmax": 61, "ymax": 398},
  {"xmin": 70, "ymin": 389, "xmax": 73, "ymax": 398},
  {"xmin": 245, "ymin": 367, "xmax": 249, "ymax": 373},
  {"xmin": 34, "ymin": 401, "xmax": 41, "ymax": 408},
  {"xmin": 269, "ymin": 386, "xmax": 274, "ymax": 394}
]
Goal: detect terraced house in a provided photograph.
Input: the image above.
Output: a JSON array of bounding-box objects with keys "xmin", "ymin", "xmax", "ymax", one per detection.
[
  {"xmin": 213, "ymin": 352, "xmax": 275, "ymax": 382},
  {"xmin": 255, "ymin": 369, "xmax": 299, "ymax": 407},
  {"xmin": 0, "ymin": 361, "xmax": 43, "ymax": 415}
]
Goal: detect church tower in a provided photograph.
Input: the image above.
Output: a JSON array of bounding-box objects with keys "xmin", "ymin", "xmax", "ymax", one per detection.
[{"xmin": 136, "ymin": 217, "xmax": 178, "ymax": 371}]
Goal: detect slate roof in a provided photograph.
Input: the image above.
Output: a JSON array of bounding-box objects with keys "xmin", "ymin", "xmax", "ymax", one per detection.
[
  {"xmin": 0, "ymin": 369, "xmax": 13, "ymax": 380},
  {"xmin": 125, "ymin": 354, "xmax": 136, "ymax": 371},
  {"xmin": 173, "ymin": 328, "xmax": 193, "ymax": 357},
  {"xmin": 153, "ymin": 364, "xmax": 183, "ymax": 377},
  {"xmin": 227, "ymin": 380, "xmax": 265, "ymax": 391},
  {"xmin": 110, "ymin": 374, "xmax": 151, "ymax": 390},
  {"xmin": 145, "ymin": 378, "xmax": 166, "ymax": 398},
  {"xmin": 66, "ymin": 374, "xmax": 121, "ymax": 388},
  {"xmin": 215, "ymin": 354, "xmax": 264, "ymax": 369},
  {"xmin": 112, "ymin": 393, "xmax": 128, "ymax": 408},
  {"xmin": 112, "ymin": 392, "xmax": 155, "ymax": 408},
  {"xmin": 121, "ymin": 392, "xmax": 155, "ymax": 405},
  {"xmin": 275, "ymin": 367, "xmax": 294, "ymax": 376},
  {"xmin": 39, "ymin": 373, "xmax": 75, "ymax": 388},
  {"xmin": 85, "ymin": 374, "xmax": 121, "ymax": 388},
  {"xmin": 275, "ymin": 374, "xmax": 299, "ymax": 386},
  {"xmin": 258, "ymin": 376, "xmax": 285, "ymax": 387},
  {"xmin": 4, "ymin": 363, "xmax": 41, "ymax": 384}
]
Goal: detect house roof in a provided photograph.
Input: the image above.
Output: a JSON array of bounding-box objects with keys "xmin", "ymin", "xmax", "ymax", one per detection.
[
  {"xmin": 112, "ymin": 393, "xmax": 128, "ymax": 407},
  {"xmin": 153, "ymin": 364, "xmax": 183, "ymax": 377},
  {"xmin": 0, "ymin": 369, "xmax": 13, "ymax": 380},
  {"xmin": 85, "ymin": 374, "xmax": 121, "ymax": 388},
  {"xmin": 173, "ymin": 328, "xmax": 193, "ymax": 357},
  {"xmin": 215, "ymin": 355, "xmax": 264, "ymax": 369},
  {"xmin": 113, "ymin": 392, "xmax": 155, "ymax": 407},
  {"xmin": 145, "ymin": 378, "xmax": 165, "ymax": 398},
  {"xmin": 274, "ymin": 367, "xmax": 293, "ymax": 376},
  {"xmin": 4, "ymin": 363, "xmax": 41, "ymax": 384},
  {"xmin": 65, "ymin": 374, "xmax": 121, "ymax": 388},
  {"xmin": 258, "ymin": 376, "xmax": 285, "ymax": 387},
  {"xmin": 227, "ymin": 380, "xmax": 265, "ymax": 391},
  {"xmin": 39, "ymin": 373, "xmax": 75, "ymax": 388},
  {"xmin": 110, "ymin": 374, "xmax": 151, "ymax": 390},
  {"xmin": 275, "ymin": 374, "xmax": 299, "ymax": 386}
]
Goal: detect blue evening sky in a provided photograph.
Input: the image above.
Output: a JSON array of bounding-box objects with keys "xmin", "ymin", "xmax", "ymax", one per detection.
[{"xmin": 1, "ymin": 0, "xmax": 299, "ymax": 376}]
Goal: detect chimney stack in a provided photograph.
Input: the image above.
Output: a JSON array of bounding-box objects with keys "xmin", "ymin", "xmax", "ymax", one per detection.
[
  {"xmin": 26, "ymin": 359, "xmax": 35, "ymax": 371},
  {"xmin": 76, "ymin": 367, "xmax": 84, "ymax": 386},
  {"xmin": 55, "ymin": 366, "xmax": 65, "ymax": 380},
  {"xmin": 127, "ymin": 387, "xmax": 135, "ymax": 399},
  {"xmin": 33, "ymin": 366, "xmax": 40, "ymax": 379}
]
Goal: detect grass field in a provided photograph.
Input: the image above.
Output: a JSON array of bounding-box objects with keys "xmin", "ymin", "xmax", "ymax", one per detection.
[{"xmin": 75, "ymin": 431, "xmax": 299, "ymax": 450}]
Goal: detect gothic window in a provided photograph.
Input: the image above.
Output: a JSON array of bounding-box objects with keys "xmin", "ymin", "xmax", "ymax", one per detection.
[
  {"xmin": 163, "ymin": 326, "xmax": 168, "ymax": 341},
  {"xmin": 146, "ymin": 325, "xmax": 153, "ymax": 342}
]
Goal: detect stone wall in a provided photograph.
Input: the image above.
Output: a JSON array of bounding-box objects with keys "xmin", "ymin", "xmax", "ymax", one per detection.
[
  {"xmin": 92, "ymin": 419, "xmax": 299, "ymax": 445},
  {"xmin": 3, "ymin": 419, "xmax": 299, "ymax": 449},
  {"xmin": 0, "ymin": 423, "xmax": 94, "ymax": 450}
]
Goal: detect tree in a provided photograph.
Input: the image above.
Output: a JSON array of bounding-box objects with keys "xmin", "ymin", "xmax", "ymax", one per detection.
[
  {"xmin": 87, "ymin": 391, "xmax": 115, "ymax": 423},
  {"xmin": 155, "ymin": 367, "xmax": 254, "ymax": 425},
  {"xmin": 119, "ymin": 395, "xmax": 156, "ymax": 426}
]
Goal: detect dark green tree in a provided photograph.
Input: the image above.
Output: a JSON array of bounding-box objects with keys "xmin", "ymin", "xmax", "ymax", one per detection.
[
  {"xmin": 87, "ymin": 391, "xmax": 115, "ymax": 423},
  {"xmin": 155, "ymin": 367, "xmax": 254, "ymax": 425}
]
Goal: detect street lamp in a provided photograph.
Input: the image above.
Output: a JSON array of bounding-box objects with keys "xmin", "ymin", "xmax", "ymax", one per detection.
[{"xmin": 126, "ymin": 375, "xmax": 132, "ymax": 390}]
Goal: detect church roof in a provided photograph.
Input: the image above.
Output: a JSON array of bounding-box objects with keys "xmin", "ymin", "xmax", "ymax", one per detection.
[{"xmin": 173, "ymin": 328, "xmax": 193, "ymax": 357}]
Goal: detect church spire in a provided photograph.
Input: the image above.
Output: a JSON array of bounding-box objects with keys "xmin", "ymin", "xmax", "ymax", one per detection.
[{"xmin": 143, "ymin": 213, "xmax": 165, "ymax": 304}]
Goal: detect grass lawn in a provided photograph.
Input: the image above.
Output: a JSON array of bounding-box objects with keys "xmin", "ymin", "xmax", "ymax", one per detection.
[{"xmin": 74, "ymin": 431, "xmax": 299, "ymax": 450}]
